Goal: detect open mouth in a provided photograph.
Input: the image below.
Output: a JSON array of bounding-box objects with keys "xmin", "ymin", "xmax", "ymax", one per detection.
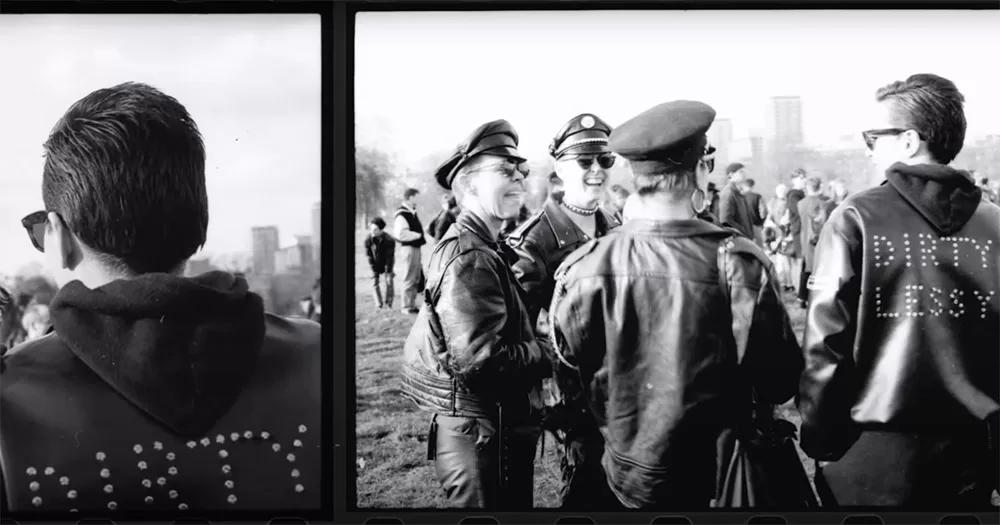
[{"xmin": 583, "ymin": 177, "xmax": 605, "ymax": 188}]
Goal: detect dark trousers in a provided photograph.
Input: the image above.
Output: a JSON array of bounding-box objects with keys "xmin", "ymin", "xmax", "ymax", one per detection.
[
  {"xmin": 816, "ymin": 429, "xmax": 996, "ymax": 509},
  {"xmin": 558, "ymin": 427, "xmax": 620, "ymax": 510},
  {"xmin": 430, "ymin": 414, "xmax": 539, "ymax": 510},
  {"xmin": 798, "ymin": 259, "xmax": 810, "ymax": 304}
]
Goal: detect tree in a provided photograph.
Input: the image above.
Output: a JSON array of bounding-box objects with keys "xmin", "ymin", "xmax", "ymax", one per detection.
[{"xmin": 356, "ymin": 145, "xmax": 393, "ymax": 225}]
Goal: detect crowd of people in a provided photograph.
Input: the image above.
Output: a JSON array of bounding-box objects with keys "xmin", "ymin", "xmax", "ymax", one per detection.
[
  {"xmin": 1, "ymin": 82, "xmax": 321, "ymax": 513},
  {"xmin": 392, "ymin": 73, "xmax": 999, "ymax": 511}
]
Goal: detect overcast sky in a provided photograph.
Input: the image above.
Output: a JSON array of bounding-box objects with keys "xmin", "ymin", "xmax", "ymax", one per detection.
[
  {"xmin": 356, "ymin": 10, "xmax": 1000, "ymax": 167},
  {"xmin": 0, "ymin": 14, "xmax": 321, "ymax": 275}
]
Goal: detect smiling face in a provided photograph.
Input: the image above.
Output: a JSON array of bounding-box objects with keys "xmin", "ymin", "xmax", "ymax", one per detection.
[
  {"xmin": 555, "ymin": 153, "xmax": 614, "ymax": 208},
  {"xmin": 462, "ymin": 155, "xmax": 528, "ymax": 222}
]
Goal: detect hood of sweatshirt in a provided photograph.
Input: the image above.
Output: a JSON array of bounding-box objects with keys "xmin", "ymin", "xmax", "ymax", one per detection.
[
  {"xmin": 884, "ymin": 161, "xmax": 983, "ymax": 236},
  {"xmin": 49, "ymin": 271, "xmax": 266, "ymax": 437}
]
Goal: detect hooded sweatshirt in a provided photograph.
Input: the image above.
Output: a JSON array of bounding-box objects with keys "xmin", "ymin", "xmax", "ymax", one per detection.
[{"xmin": 0, "ymin": 271, "xmax": 321, "ymax": 512}]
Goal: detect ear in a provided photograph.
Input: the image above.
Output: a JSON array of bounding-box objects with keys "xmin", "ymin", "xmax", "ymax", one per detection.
[
  {"xmin": 903, "ymin": 129, "xmax": 925, "ymax": 159},
  {"xmin": 46, "ymin": 212, "xmax": 81, "ymax": 271}
]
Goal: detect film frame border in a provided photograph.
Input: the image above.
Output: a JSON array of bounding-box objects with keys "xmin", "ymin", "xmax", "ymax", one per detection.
[{"xmin": 341, "ymin": 1, "xmax": 1000, "ymax": 524}]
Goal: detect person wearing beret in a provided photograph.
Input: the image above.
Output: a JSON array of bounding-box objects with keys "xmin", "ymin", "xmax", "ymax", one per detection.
[
  {"xmin": 506, "ymin": 113, "xmax": 622, "ymax": 510},
  {"xmin": 548, "ymin": 100, "xmax": 803, "ymax": 510},
  {"xmin": 717, "ymin": 162, "xmax": 756, "ymax": 241},
  {"xmin": 399, "ymin": 119, "xmax": 549, "ymax": 510}
]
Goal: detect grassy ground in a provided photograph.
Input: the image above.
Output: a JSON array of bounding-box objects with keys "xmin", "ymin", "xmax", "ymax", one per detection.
[{"xmin": 354, "ymin": 228, "xmax": 999, "ymax": 509}]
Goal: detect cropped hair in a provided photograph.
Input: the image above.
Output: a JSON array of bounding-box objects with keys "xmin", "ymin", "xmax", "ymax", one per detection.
[
  {"xmin": 369, "ymin": 217, "xmax": 386, "ymax": 230},
  {"xmin": 42, "ymin": 82, "xmax": 207, "ymax": 275},
  {"xmin": 403, "ymin": 188, "xmax": 420, "ymax": 200},
  {"xmin": 806, "ymin": 176, "xmax": 823, "ymax": 193},
  {"xmin": 875, "ymin": 73, "xmax": 967, "ymax": 165},
  {"xmin": 744, "ymin": 178, "xmax": 756, "ymax": 188}
]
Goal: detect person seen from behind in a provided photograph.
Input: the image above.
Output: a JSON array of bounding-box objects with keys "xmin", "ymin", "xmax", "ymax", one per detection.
[
  {"xmin": 606, "ymin": 184, "xmax": 630, "ymax": 223},
  {"xmin": 0, "ymin": 82, "xmax": 321, "ymax": 513},
  {"xmin": 717, "ymin": 162, "xmax": 756, "ymax": 240},
  {"xmin": 798, "ymin": 73, "xmax": 999, "ymax": 508},
  {"xmin": 365, "ymin": 217, "xmax": 396, "ymax": 309},
  {"xmin": 428, "ymin": 194, "xmax": 460, "ymax": 243},
  {"xmin": 796, "ymin": 176, "xmax": 829, "ymax": 309},
  {"xmin": 740, "ymin": 177, "xmax": 768, "ymax": 247}
]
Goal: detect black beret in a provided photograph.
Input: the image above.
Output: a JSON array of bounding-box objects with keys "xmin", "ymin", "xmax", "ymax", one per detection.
[
  {"xmin": 609, "ymin": 100, "xmax": 717, "ymax": 176},
  {"xmin": 434, "ymin": 119, "xmax": 527, "ymax": 190},
  {"xmin": 549, "ymin": 113, "xmax": 613, "ymax": 159}
]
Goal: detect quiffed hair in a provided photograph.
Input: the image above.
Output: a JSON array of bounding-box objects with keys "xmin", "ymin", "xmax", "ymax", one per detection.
[
  {"xmin": 725, "ymin": 162, "xmax": 744, "ymax": 175},
  {"xmin": 403, "ymin": 188, "xmax": 420, "ymax": 200},
  {"xmin": 875, "ymin": 73, "xmax": 967, "ymax": 165},
  {"xmin": 42, "ymin": 82, "xmax": 207, "ymax": 275},
  {"xmin": 369, "ymin": 217, "xmax": 386, "ymax": 229}
]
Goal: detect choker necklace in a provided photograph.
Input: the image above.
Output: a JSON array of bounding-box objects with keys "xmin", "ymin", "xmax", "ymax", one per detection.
[{"xmin": 561, "ymin": 200, "xmax": 599, "ymax": 216}]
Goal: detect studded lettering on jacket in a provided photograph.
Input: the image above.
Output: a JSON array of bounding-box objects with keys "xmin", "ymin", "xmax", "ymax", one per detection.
[{"xmin": 21, "ymin": 425, "xmax": 311, "ymax": 511}]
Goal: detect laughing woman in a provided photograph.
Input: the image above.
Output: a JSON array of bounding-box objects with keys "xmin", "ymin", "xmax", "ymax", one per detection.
[{"xmin": 507, "ymin": 113, "xmax": 622, "ymax": 511}]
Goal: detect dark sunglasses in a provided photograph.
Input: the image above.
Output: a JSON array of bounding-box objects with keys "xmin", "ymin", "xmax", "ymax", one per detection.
[
  {"xmin": 21, "ymin": 211, "xmax": 48, "ymax": 252},
  {"xmin": 474, "ymin": 158, "xmax": 530, "ymax": 178},
  {"xmin": 564, "ymin": 154, "xmax": 616, "ymax": 171},
  {"xmin": 862, "ymin": 128, "xmax": 923, "ymax": 150}
]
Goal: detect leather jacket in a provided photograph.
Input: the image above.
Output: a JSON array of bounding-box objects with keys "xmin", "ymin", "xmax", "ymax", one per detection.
[
  {"xmin": 400, "ymin": 211, "xmax": 549, "ymax": 421},
  {"xmin": 548, "ymin": 218, "xmax": 803, "ymax": 508},
  {"xmin": 798, "ymin": 162, "xmax": 1000, "ymax": 462},
  {"xmin": 508, "ymin": 197, "xmax": 620, "ymax": 328},
  {"xmin": 1, "ymin": 272, "xmax": 321, "ymax": 513}
]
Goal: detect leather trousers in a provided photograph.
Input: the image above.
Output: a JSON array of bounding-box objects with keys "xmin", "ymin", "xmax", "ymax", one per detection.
[
  {"xmin": 430, "ymin": 414, "xmax": 539, "ymax": 510},
  {"xmin": 558, "ymin": 426, "xmax": 620, "ymax": 510}
]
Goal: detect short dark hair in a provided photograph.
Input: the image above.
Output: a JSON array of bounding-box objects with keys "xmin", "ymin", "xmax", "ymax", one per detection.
[
  {"xmin": 875, "ymin": 73, "xmax": 967, "ymax": 165},
  {"xmin": 725, "ymin": 162, "xmax": 744, "ymax": 175},
  {"xmin": 806, "ymin": 176, "xmax": 823, "ymax": 193},
  {"xmin": 404, "ymin": 188, "xmax": 420, "ymax": 200},
  {"xmin": 744, "ymin": 178, "xmax": 756, "ymax": 188},
  {"xmin": 445, "ymin": 195, "xmax": 458, "ymax": 208},
  {"xmin": 42, "ymin": 82, "xmax": 208, "ymax": 275},
  {"xmin": 369, "ymin": 217, "xmax": 386, "ymax": 229}
]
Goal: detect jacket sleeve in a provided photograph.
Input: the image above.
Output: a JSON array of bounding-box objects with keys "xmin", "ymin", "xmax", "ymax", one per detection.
[
  {"xmin": 427, "ymin": 214, "xmax": 439, "ymax": 240},
  {"xmin": 436, "ymin": 251, "xmax": 545, "ymax": 386},
  {"xmin": 719, "ymin": 189, "xmax": 739, "ymax": 230},
  {"xmin": 727, "ymin": 249, "xmax": 804, "ymax": 406},
  {"xmin": 548, "ymin": 266, "xmax": 605, "ymax": 425},
  {"xmin": 364, "ymin": 238, "xmax": 377, "ymax": 271},
  {"xmin": 510, "ymin": 239, "xmax": 550, "ymax": 328},
  {"xmin": 797, "ymin": 209, "xmax": 862, "ymax": 461}
]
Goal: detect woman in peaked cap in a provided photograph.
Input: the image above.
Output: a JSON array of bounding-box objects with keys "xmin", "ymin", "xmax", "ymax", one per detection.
[
  {"xmin": 548, "ymin": 100, "xmax": 804, "ymax": 510},
  {"xmin": 506, "ymin": 113, "xmax": 623, "ymax": 510},
  {"xmin": 399, "ymin": 119, "xmax": 548, "ymax": 510}
]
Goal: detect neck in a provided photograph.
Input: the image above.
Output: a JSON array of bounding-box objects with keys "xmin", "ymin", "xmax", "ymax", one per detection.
[
  {"xmin": 629, "ymin": 194, "xmax": 697, "ymax": 221},
  {"xmin": 562, "ymin": 192, "xmax": 599, "ymax": 211},
  {"xmin": 465, "ymin": 204, "xmax": 503, "ymax": 240},
  {"xmin": 72, "ymin": 262, "xmax": 181, "ymax": 290}
]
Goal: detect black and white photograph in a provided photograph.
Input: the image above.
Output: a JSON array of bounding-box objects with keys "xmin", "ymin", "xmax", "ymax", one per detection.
[
  {"xmin": 353, "ymin": 10, "xmax": 1000, "ymax": 511},
  {"xmin": 0, "ymin": 14, "xmax": 323, "ymax": 513}
]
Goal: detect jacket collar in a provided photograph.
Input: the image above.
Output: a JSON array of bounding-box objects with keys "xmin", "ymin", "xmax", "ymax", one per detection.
[
  {"xmin": 621, "ymin": 217, "xmax": 732, "ymax": 239},
  {"xmin": 454, "ymin": 210, "xmax": 521, "ymax": 265},
  {"xmin": 543, "ymin": 196, "xmax": 621, "ymax": 249}
]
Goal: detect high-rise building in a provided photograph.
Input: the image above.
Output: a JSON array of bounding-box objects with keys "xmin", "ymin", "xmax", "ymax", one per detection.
[
  {"xmin": 766, "ymin": 96, "xmax": 804, "ymax": 148},
  {"xmin": 274, "ymin": 236, "xmax": 315, "ymax": 276},
  {"xmin": 311, "ymin": 202, "xmax": 321, "ymax": 266},
  {"xmin": 251, "ymin": 226, "xmax": 280, "ymax": 276},
  {"xmin": 707, "ymin": 118, "xmax": 734, "ymax": 172},
  {"xmin": 750, "ymin": 135, "xmax": 765, "ymax": 166}
]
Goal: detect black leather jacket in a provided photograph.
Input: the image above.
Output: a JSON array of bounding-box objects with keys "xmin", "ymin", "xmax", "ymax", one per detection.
[
  {"xmin": 548, "ymin": 219, "xmax": 803, "ymax": 508},
  {"xmin": 508, "ymin": 197, "xmax": 620, "ymax": 328},
  {"xmin": 400, "ymin": 211, "xmax": 548, "ymax": 421},
  {"xmin": 798, "ymin": 162, "xmax": 1000, "ymax": 461}
]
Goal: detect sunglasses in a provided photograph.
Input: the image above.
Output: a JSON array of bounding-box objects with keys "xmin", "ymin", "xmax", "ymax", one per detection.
[
  {"xmin": 472, "ymin": 158, "xmax": 531, "ymax": 178},
  {"xmin": 862, "ymin": 128, "xmax": 923, "ymax": 150},
  {"xmin": 21, "ymin": 211, "xmax": 48, "ymax": 252},
  {"xmin": 564, "ymin": 154, "xmax": 616, "ymax": 171}
]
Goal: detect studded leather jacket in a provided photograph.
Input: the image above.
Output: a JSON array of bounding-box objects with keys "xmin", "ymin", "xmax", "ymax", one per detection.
[
  {"xmin": 400, "ymin": 211, "xmax": 549, "ymax": 421},
  {"xmin": 507, "ymin": 196, "xmax": 621, "ymax": 329},
  {"xmin": 798, "ymin": 162, "xmax": 1000, "ymax": 461},
  {"xmin": 1, "ymin": 272, "xmax": 321, "ymax": 513},
  {"xmin": 548, "ymin": 219, "xmax": 804, "ymax": 508}
]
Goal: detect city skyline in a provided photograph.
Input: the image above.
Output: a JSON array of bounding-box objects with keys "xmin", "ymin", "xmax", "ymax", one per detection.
[
  {"xmin": 0, "ymin": 14, "xmax": 322, "ymax": 275},
  {"xmin": 356, "ymin": 10, "xmax": 1000, "ymax": 169}
]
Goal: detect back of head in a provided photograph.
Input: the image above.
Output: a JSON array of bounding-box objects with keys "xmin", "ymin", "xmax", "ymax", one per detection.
[
  {"xmin": 874, "ymin": 73, "xmax": 966, "ymax": 165},
  {"xmin": 806, "ymin": 176, "xmax": 823, "ymax": 194},
  {"xmin": 42, "ymin": 82, "xmax": 208, "ymax": 275}
]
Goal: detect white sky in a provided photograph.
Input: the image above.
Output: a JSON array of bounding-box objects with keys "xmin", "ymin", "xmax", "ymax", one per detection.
[
  {"xmin": 0, "ymin": 14, "xmax": 321, "ymax": 275},
  {"xmin": 356, "ymin": 10, "xmax": 1000, "ymax": 167}
]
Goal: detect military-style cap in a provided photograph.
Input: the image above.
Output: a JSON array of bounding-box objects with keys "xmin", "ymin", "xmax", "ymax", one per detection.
[
  {"xmin": 609, "ymin": 100, "xmax": 717, "ymax": 176},
  {"xmin": 434, "ymin": 119, "xmax": 527, "ymax": 190},
  {"xmin": 549, "ymin": 113, "xmax": 613, "ymax": 159}
]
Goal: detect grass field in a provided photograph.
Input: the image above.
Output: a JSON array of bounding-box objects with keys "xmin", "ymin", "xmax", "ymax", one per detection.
[{"xmin": 353, "ymin": 228, "xmax": 999, "ymax": 509}]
